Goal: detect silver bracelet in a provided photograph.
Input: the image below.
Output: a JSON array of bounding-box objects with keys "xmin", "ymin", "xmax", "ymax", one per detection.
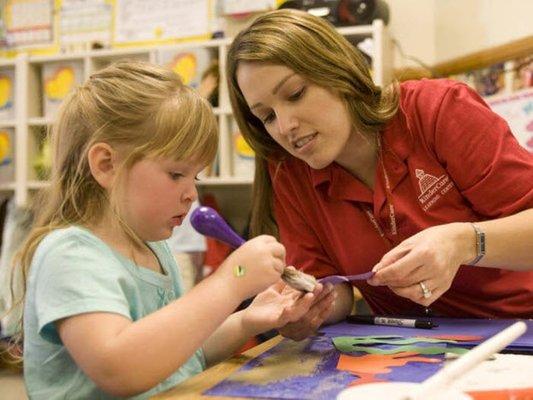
[{"xmin": 468, "ymin": 223, "xmax": 486, "ymax": 265}]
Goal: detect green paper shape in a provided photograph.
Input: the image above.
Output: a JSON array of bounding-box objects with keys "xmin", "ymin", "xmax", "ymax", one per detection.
[
  {"xmin": 332, "ymin": 336, "xmax": 461, "ymax": 348},
  {"xmin": 349, "ymin": 345, "xmax": 469, "ymax": 355}
]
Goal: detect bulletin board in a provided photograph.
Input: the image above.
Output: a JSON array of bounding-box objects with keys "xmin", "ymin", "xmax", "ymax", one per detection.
[
  {"xmin": 2, "ymin": 0, "xmax": 54, "ymax": 48},
  {"xmin": 0, "ymin": 0, "xmax": 212, "ymax": 57},
  {"xmin": 488, "ymin": 88, "xmax": 533, "ymax": 153},
  {"xmin": 113, "ymin": 0, "xmax": 210, "ymax": 46},
  {"xmin": 60, "ymin": 0, "xmax": 113, "ymax": 48}
]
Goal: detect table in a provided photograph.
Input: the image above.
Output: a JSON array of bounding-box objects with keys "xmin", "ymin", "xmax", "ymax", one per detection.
[
  {"xmin": 152, "ymin": 319, "xmax": 533, "ymax": 400},
  {"xmin": 152, "ymin": 336, "xmax": 284, "ymax": 399}
]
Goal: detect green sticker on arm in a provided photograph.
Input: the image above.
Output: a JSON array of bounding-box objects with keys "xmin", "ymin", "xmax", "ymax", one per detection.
[{"xmin": 233, "ymin": 265, "xmax": 246, "ymax": 277}]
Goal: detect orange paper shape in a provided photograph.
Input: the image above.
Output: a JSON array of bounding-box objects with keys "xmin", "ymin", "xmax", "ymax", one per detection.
[
  {"xmin": 337, "ymin": 351, "xmax": 441, "ymax": 386},
  {"xmin": 427, "ymin": 335, "xmax": 483, "ymax": 342},
  {"xmin": 337, "ymin": 351, "xmax": 440, "ymax": 374},
  {"xmin": 467, "ymin": 387, "xmax": 533, "ymax": 400}
]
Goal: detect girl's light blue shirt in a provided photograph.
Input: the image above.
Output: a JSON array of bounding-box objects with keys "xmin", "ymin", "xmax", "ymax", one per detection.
[{"xmin": 23, "ymin": 226, "xmax": 206, "ymax": 399}]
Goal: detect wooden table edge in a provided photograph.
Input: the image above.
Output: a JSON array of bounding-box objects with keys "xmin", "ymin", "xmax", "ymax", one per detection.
[{"xmin": 152, "ymin": 336, "xmax": 284, "ymax": 399}]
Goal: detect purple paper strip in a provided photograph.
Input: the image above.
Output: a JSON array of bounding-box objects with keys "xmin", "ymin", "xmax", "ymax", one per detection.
[{"xmin": 318, "ymin": 271, "xmax": 375, "ymax": 285}]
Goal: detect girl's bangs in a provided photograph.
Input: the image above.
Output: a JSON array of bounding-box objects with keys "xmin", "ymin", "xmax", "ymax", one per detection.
[{"xmin": 150, "ymin": 91, "xmax": 218, "ymax": 166}]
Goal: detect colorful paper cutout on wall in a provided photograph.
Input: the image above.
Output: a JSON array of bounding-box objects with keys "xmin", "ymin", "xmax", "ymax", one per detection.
[
  {"xmin": 0, "ymin": 74, "xmax": 13, "ymax": 110},
  {"xmin": 169, "ymin": 53, "xmax": 197, "ymax": 85},
  {"xmin": 0, "ymin": 130, "xmax": 12, "ymax": 165},
  {"xmin": 235, "ymin": 133, "xmax": 255, "ymax": 159},
  {"xmin": 44, "ymin": 66, "xmax": 76, "ymax": 101}
]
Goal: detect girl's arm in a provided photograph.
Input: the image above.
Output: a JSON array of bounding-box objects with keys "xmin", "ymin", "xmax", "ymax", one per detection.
[
  {"xmin": 57, "ymin": 274, "xmax": 242, "ymax": 397},
  {"xmin": 201, "ymin": 310, "xmax": 255, "ymax": 366},
  {"xmin": 57, "ymin": 235, "xmax": 285, "ymax": 397},
  {"xmin": 203, "ymin": 281, "xmax": 322, "ymax": 365}
]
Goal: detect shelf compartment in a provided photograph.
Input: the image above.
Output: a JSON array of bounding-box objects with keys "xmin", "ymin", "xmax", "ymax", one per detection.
[
  {"xmin": 27, "ymin": 58, "xmax": 85, "ymax": 120},
  {"xmin": 0, "ymin": 181, "xmax": 16, "ymax": 191},
  {"xmin": 0, "ymin": 66, "xmax": 16, "ymax": 121},
  {"xmin": 0, "ymin": 127, "xmax": 15, "ymax": 184},
  {"xmin": 27, "ymin": 125, "xmax": 50, "ymax": 182}
]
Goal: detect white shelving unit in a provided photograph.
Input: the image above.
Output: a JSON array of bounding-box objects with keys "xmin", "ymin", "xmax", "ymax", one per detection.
[{"xmin": 0, "ymin": 20, "xmax": 393, "ymax": 210}]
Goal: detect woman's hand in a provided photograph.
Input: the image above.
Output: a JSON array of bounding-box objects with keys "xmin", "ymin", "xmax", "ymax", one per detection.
[{"xmin": 368, "ymin": 222, "xmax": 476, "ymax": 307}]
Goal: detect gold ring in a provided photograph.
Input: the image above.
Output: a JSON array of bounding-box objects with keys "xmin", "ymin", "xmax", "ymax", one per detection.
[{"xmin": 419, "ymin": 281, "xmax": 432, "ymax": 299}]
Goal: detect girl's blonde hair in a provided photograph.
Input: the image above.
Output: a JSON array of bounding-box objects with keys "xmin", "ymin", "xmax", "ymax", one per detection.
[
  {"xmin": 227, "ymin": 9, "xmax": 399, "ymax": 237},
  {"xmin": 6, "ymin": 61, "xmax": 218, "ymax": 348}
]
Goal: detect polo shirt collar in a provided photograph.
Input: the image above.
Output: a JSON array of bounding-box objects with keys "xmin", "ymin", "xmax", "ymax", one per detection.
[{"xmin": 312, "ymin": 163, "xmax": 374, "ymax": 203}]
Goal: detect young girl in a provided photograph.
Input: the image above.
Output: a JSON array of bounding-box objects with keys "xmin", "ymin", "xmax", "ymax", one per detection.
[
  {"xmin": 10, "ymin": 61, "xmax": 325, "ymax": 399},
  {"xmin": 226, "ymin": 9, "xmax": 533, "ymax": 339}
]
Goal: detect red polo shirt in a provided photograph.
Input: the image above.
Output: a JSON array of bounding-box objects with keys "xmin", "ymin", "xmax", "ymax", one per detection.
[{"xmin": 270, "ymin": 79, "xmax": 533, "ymax": 318}]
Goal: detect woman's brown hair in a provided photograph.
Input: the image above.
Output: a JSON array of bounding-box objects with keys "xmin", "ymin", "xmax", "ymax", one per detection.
[{"xmin": 226, "ymin": 9, "xmax": 399, "ymax": 237}]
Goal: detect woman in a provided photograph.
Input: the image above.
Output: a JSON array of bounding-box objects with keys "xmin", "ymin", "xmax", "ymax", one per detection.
[{"xmin": 226, "ymin": 9, "xmax": 533, "ymax": 340}]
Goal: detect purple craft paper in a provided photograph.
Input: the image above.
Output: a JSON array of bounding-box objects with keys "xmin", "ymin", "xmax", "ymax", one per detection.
[
  {"xmin": 204, "ymin": 335, "xmax": 444, "ymax": 399},
  {"xmin": 319, "ymin": 271, "xmax": 374, "ymax": 285},
  {"xmin": 204, "ymin": 336, "xmax": 356, "ymax": 399},
  {"xmin": 320, "ymin": 318, "xmax": 533, "ymax": 352},
  {"xmin": 204, "ymin": 318, "xmax": 533, "ymax": 399}
]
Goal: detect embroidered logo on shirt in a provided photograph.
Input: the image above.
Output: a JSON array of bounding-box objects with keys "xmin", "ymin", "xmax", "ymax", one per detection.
[{"xmin": 415, "ymin": 169, "xmax": 454, "ymax": 211}]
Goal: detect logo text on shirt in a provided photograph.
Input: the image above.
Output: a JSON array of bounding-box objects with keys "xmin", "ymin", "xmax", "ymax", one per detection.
[{"xmin": 416, "ymin": 169, "xmax": 454, "ymax": 211}]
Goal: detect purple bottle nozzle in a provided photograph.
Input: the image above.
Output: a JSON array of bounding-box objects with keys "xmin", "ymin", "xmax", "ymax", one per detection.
[{"xmin": 190, "ymin": 206, "xmax": 245, "ymax": 249}]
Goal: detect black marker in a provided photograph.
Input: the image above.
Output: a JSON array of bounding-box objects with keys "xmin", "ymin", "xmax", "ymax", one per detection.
[{"xmin": 347, "ymin": 315, "xmax": 437, "ymax": 329}]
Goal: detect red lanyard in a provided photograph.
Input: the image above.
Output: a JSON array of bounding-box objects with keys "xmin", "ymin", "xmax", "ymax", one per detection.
[{"xmin": 360, "ymin": 136, "xmax": 398, "ymax": 245}]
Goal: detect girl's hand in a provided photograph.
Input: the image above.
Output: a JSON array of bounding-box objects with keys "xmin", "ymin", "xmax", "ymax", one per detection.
[
  {"xmin": 218, "ymin": 235, "xmax": 286, "ymax": 300},
  {"xmin": 277, "ymin": 283, "xmax": 336, "ymax": 341},
  {"xmin": 368, "ymin": 222, "xmax": 476, "ymax": 307},
  {"xmin": 241, "ymin": 281, "xmax": 323, "ymax": 336}
]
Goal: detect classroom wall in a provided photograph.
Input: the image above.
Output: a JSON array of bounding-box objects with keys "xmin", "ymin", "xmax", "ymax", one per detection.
[
  {"xmin": 387, "ymin": 0, "xmax": 533, "ymax": 67},
  {"xmin": 226, "ymin": 0, "xmax": 532, "ymax": 69},
  {"xmin": 434, "ymin": 0, "xmax": 533, "ymax": 63},
  {"xmin": 387, "ymin": 0, "xmax": 437, "ymax": 67}
]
